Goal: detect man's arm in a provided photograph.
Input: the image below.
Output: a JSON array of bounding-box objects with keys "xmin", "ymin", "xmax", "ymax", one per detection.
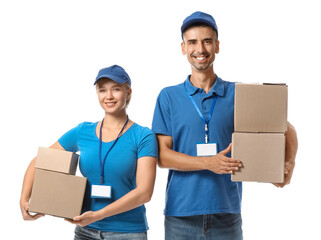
[
  {"xmin": 274, "ymin": 121, "xmax": 298, "ymax": 188},
  {"xmin": 157, "ymin": 134, "xmax": 242, "ymax": 174}
]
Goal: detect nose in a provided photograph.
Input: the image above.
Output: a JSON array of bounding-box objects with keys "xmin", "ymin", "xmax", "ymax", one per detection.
[
  {"xmin": 195, "ymin": 42, "xmax": 206, "ymax": 53},
  {"xmin": 105, "ymin": 90, "xmax": 114, "ymax": 100}
]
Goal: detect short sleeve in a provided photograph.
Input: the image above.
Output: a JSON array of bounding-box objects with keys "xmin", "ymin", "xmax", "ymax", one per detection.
[
  {"xmin": 152, "ymin": 89, "xmax": 172, "ymax": 136},
  {"xmin": 137, "ymin": 128, "xmax": 158, "ymax": 159},
  {"xmin": 58, "ymin": 123, "xmax": 82, "ymax": 153}
]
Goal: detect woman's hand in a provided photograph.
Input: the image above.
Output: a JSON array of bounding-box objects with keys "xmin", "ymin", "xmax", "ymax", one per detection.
[
  {"xmin": 65, "ymin": 211, "xmax": 102, "ymax": 227},
  {"xmin": 20, "ymin": 201, "xmax": 44, "ymax": 220}
]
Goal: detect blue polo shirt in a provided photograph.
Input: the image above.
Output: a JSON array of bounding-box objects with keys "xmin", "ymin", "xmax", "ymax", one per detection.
[
  {"xmin": 58, "ymin": 122, "xmax": 158, "ymax": 232},
  {"xmin": 152, "ymin": 75, "xmax": 242, "ymax": 216}
]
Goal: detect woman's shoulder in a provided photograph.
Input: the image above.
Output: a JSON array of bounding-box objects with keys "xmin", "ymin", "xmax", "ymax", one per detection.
[
  {"xmin": 71, "ymin": 121, "xmax": 98, "ymax": 133},
  {"xmin": 130, "ymin": 123, "xmax": 155, "ymax": 139}
]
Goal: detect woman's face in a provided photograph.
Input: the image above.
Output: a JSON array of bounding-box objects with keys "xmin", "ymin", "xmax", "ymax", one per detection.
[{"xmin": 96, "ymin": 78, "xmax": 131, "ymax": 115}]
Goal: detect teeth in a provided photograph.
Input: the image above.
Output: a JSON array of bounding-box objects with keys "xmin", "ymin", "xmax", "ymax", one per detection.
[{"xmin": 196, "ymin": 57, "xmax": 206, "ymax": 60}]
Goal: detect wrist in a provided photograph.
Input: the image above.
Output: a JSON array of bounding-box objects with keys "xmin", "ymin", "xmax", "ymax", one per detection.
[
  {"xmin": 200, "ymin": 156, "xmax": 210, "ymax": 170},
  {"xmin": 95, "ymin": 209, "xmax": 106, "ymax": 222}
]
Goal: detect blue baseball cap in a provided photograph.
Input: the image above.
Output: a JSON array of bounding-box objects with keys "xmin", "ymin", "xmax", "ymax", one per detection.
[
  {"xmin": 94, "ymin": 65, "xmax": 131, "ymax": 87},
  {"xmin": 181, "ymin": 11, "xmax": 218, "ymax": 38}
]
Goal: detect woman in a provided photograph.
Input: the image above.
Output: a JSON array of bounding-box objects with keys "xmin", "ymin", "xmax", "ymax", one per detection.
[{"xmin": 20, "ymin": 65, "xmax": 158, "ymax": 240}]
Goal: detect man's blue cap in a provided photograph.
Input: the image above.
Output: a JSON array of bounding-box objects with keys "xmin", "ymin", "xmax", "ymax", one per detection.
[
  {"xmin": 181, "ymin": 11, "xmax": 218, "ymax": 38},
  {"xmin": 94, "ymin": 65, "xmax": 131, "ymax": 87}
]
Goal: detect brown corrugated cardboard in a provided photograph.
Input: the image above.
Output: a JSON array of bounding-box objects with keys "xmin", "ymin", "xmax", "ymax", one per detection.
[
  {"xmin": 231, "ymin": 132, "xmax": 285, "ymax": 183},
  {"xmin": 234, "ymin": 83, "xmax": 288, "ymax": 133},
  {"xmin": 36, "ymin": 147, "xmax": 79, "ymax": 175},
  {"xmin": 29, "ymin": 169, "xmax": 87, "ymax": 219}
]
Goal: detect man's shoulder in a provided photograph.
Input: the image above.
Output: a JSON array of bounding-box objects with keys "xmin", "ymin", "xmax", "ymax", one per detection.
[
  {"xmin": 157, "ymin": 81, "xmax": 185, "ymax": 99},
  {"xmin": 161, "ymin": 81, "xmax": 185, "ymax": 92},
  {"xmin": 217, "ymin": 76, "xmax": 236, "ymax": 87}
]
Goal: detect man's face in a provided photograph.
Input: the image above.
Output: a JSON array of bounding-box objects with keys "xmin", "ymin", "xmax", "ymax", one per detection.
[{"xmin": 181, "ymin": 26, "xmax": 219, "ymax": 72}]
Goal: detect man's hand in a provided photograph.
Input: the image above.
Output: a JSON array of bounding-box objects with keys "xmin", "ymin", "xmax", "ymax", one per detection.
[
  {"xmin": 274, "ymin": 121, "xmax": 298, "ymax": 188},
  {"xmin": 203, "ymin": 144, "xmax": 242, "ymax": 174}
]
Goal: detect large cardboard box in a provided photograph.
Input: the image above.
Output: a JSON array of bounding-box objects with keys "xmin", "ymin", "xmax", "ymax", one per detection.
[
  {"xmin": 231, "ymin": 132, "xmax": 285, "ymax": 183},
  {"xmin": 234, "ymin": 83, "xmax": 287, "ymax": 133},
  {"xmin": 36, "ymin": 147, "xmax": 79, "ymax": 175},
  {"xmin": 232, "ymin": 83, "xmax": 288, "ymax": 183},
  {"xmin": 29, "ymin": 169, "xmax": 87, "ymax": 219}
]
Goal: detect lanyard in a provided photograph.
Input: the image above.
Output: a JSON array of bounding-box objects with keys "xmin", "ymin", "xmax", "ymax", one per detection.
[
  {"xmin": 185, "ymin": 83, "xmax": 217, "ymax": 144},
  {"xmin": 99, "ymin": 115, "xmax": 129, "ymax": 184}
]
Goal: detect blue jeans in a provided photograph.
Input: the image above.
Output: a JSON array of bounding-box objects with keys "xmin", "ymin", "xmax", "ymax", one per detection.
[
  {"xmin": 74, "ymin": 226, "xmax": 148, "ymax": 240},
  {"xmin": 165, "ymin": 213, "xmax": 243, "ymax": 240}
]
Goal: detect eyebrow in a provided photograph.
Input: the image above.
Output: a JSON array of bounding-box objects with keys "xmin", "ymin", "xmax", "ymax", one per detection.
[{"xmin": 187, "ymin": 37, "xmax": 213, "ymax": 43}]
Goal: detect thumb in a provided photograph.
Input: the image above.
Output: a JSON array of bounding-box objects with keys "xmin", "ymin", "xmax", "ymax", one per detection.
[{"xmin": 219, "ymin": 143, "xmax": 232, "ymax": 156}]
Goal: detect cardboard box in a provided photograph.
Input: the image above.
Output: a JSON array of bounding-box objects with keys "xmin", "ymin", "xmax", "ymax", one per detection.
[
  {"xmin": 36, "ymin": 147, "xmax": 79, "ymax": 175},
  {"xmin": 29, "ymin": 169, "xmax": 87, "ymax": 219},
  {"xmin": 231, "ymin": 132, "xmax": 285, "ymax": 183},
  {"xmin": 234, "ymin": 83, "xmax": 287, "ymax": 133}
]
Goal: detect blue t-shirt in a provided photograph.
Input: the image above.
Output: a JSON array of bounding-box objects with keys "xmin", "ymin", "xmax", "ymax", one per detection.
[
  {"xmin": 152, "ymin": 75, "xmax": 242, "ymax": 217},
  {"xmin": 58, "ymin": 122, "xmax": 158, "ymax": 232}
]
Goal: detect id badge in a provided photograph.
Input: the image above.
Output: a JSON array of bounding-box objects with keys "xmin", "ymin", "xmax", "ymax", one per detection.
[
  {"xmin": 91, "ymin": 185, "xmax": 112, "ymax": 199},
  {"xmin": 197, "ymin": 143, "xmax": 217, "ymax": 156}
]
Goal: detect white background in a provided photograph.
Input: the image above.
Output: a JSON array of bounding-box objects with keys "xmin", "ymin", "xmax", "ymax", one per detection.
[{"xmin": 1, "ymin": 0, "xmax": 320, "ymax": 239}]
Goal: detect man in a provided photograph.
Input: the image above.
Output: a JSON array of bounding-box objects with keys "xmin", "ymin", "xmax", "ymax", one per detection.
[{"xmin": 152, "ymin": 11, "xmax": 297, "ymax": 240}]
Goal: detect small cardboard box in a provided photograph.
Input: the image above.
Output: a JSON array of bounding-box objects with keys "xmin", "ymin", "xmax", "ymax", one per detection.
[
  {"xmin": 36, "ymin": 147, "xmax": 79, "ymax": 175},
  {"xmin": 231, "ymin": 132, "xmax": 285, "ymax": 183},
  {"xmin": 29, "ymin": 169, "xmax": 87, "ymax": 219},
  {"xmin": 234, "ymin": 83, "xmax": 288, "ymax": 133}
]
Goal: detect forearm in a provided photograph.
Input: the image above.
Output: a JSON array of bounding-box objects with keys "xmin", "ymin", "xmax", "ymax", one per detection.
[
  {"xmin": 20, "ymin": 157, "xmax": 37, "ymax": 203},
  {"xmin": 158, "ymin": 146, "xmax": 206, "ymax": 171},
  {"xmin": 95, "ymin": 187, "xmax": 153, "ymax": 221}
]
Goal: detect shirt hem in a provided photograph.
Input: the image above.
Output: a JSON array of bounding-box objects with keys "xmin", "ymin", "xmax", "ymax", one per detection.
[
  {"xmin": 84, "ymin": 225, "xmax": 149, "ymax": 233},
  {"xmin": 164, "ymin": 208, "xmax": 241, "ymax": 217}
]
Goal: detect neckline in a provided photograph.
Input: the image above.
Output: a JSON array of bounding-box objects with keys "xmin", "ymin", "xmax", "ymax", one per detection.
[{"xmin": 95, "ymin": 121, "xmax": 136, "ymax": 143}]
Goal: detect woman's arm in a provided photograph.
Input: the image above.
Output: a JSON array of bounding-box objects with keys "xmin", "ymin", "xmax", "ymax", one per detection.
[
  {"xmin": 20, "ymin": 141, "xmax": 65, "ymax": 220},
  {"xmin": 66, "ymin": 156, "xmax": 157, "ymax": 227}
]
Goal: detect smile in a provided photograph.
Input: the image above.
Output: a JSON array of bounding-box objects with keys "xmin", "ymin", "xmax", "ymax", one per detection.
[{"xmin": 105, "ymin": 102, "xmax": 116, "ymax": 107}]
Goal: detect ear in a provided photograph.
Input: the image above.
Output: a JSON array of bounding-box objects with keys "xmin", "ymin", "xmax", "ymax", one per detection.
[
  {"xmin": 127, "ymin": 87, "xmax": 132, "ymax": 99},
  {"xmin": 215, "ymin": 40, "xmax": 220, "ymax": 54},
  {"xmin": 181, "ymin": 41, "xmax": 186, "ymax": 55}
]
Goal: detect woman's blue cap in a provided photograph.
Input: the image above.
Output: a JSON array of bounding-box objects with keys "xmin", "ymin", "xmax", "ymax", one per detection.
[
  {"xmin": 94, "ymin": 65, "xmax": 131, "ymax": 87},
  {"xmin": 181, "ymin": 11, "xmax": 218, "ymax": 38}
]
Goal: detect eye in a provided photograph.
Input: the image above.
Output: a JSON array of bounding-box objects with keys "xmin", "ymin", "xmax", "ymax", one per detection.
[
  {"xmin": 113, "ymin": 88, "xmax": 121, "ymax": 92},
  {"xmin": 99, "ymin": 89, "xmax": 106, "ymax": 93},
  {"xmin": 187, "ymin": 40, "xmax": 197, "ymax": 45},
  {"xmin": 204, "ymin": 39, "xmax": 213, "ymax": 44}
]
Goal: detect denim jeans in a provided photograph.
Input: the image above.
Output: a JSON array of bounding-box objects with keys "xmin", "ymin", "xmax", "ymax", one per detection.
[
  {"xmin": 165, "ymin": 213, "xmax": 243, "ymax": 240},
  {"xmin": 74, "ymin": 225, "xmax": 148, "ymax": 240}
]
